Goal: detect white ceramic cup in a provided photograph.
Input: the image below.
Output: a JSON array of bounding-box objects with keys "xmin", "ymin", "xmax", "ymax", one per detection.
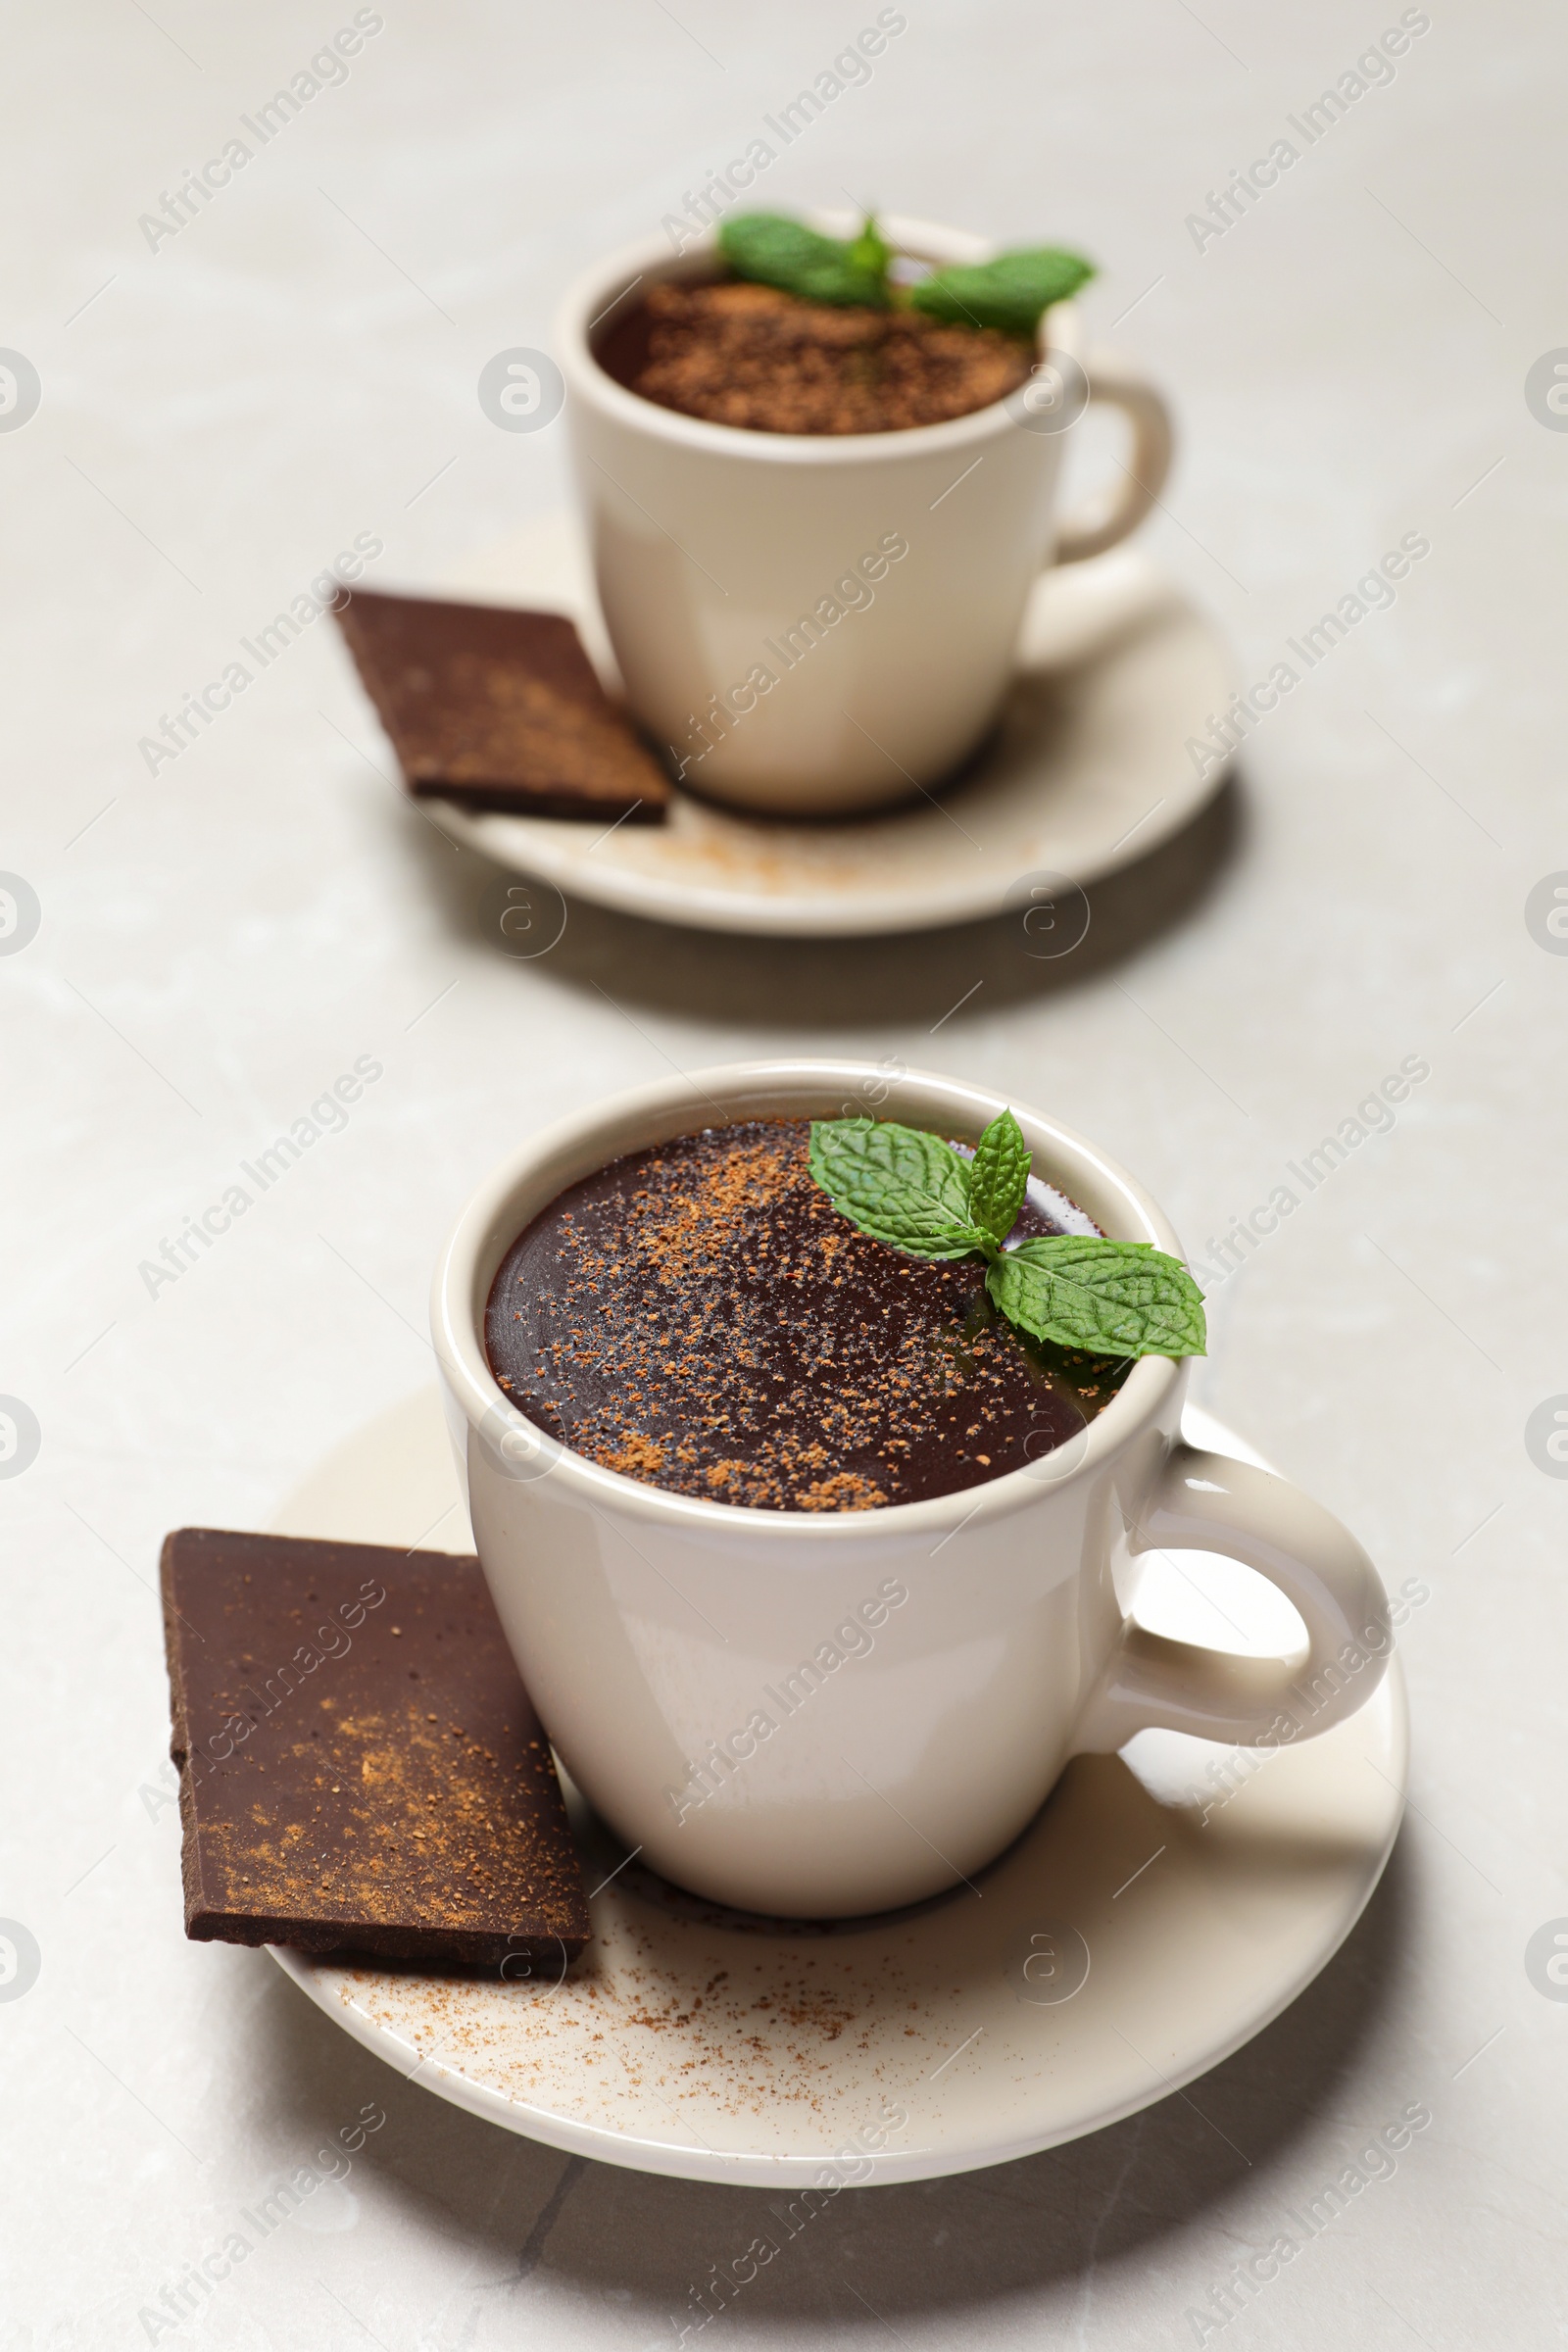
[
  {"xmin": 431, "ymin": 1061, "xmax": 1392, "ymax": 1920},
  {"xmin": 555, "ymin": 216, "xmax": 1174, "ymax": 816}
]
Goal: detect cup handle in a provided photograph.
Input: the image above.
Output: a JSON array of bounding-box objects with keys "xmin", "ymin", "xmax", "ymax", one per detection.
[
  {"xmin": 1074, "ymin": 1443, "xmax": 1393, "ymax": 1752},
  {"xmin": 1051, "ymin": 346, "xmax": 1174, "ymax": 565}
]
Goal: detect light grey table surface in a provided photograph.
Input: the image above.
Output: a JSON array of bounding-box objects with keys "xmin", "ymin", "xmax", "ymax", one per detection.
[{"xmin": 5, "ymin": 1, "xmax": 1563, "ymax": 2343}]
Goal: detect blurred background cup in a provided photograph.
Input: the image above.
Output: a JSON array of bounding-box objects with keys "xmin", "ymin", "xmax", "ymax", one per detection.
[{"xmin": 556, "ymin": 217, "xmax": 1174, "ymax": 816}]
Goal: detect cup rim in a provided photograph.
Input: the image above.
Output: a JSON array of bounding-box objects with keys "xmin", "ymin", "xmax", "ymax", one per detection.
[
  {"xmin": 553, "ymin": 210, "xmax": 1085, "ymax": 465},
  {"xmin": 430, "ymin": 1059, "xmax": 1186, "ymax": 1541}
]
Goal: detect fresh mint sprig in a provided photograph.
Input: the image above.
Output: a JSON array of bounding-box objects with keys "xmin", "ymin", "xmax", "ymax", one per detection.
[
  {"xmin": 717, "ymin": 211, "xmax": 1096, "ymax": 336},
  {"xmin": 906, "ymin": 247, "xmax": 1096, "ymax": 335},
  {"xmin": 807, "ymin": 1111, "xmax": 1206, "ymax": 1360},
  {"xmin": 718, "ymin": 213, "xmax": 891, "ymax": 309}
]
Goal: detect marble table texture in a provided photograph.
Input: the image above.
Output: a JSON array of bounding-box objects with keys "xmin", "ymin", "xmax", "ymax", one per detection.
[{"xmin": 4, "ymin": 0, "xmax": 1563, "ymax": 2344}]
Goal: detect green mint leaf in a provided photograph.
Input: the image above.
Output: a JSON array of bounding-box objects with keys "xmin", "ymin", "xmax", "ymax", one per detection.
[
  {"xmin": 986, "ymin": 1237, "xmax": 1206, "ymax": 1358},
  {"xmin": 908, "ymin": 246, "xmax": 1096, "ymax": 336},
  {"xmin": 968, "ymin": 1108, "xmax": 1030, "ymax": 1245},
  {"xmin": 718, "ymin": 213, "xmax": 890, "ymax": 309},
  {"xmin": 808, "ymin": 1118, "xmax": 990, "ymax": 1260},
  {"xmin": 846, "ymin": 212, "xmax": 893, "ymax": 288}
]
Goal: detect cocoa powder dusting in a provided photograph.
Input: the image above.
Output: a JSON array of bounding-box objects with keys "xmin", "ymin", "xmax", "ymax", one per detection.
[
  {"xmin": 597, "ymin": 280, "xmax": 1034, "ymax": 435},
  {"xmin": 485, "ymin": 1119, "xmax": 1128, "ymax": 1510}
]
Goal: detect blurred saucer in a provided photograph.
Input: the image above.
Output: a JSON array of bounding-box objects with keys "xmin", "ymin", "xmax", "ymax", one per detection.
[
  {"xmin": 267, "ymin": 1391, "xmax": 1405, "ymax": 2189},
  {"xmin": 416, "ymin": 514, "xmax": 1232, "ymax": 938}
]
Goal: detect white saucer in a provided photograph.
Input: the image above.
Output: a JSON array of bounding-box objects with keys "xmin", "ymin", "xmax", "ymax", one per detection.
[
  {"xmin": 420, "ymin": 515, "xmax": 1234, "ymax": 937},
  {"xmin": 267, "ymin": 1392, "xmax": 1406, "ymax": 2189}
]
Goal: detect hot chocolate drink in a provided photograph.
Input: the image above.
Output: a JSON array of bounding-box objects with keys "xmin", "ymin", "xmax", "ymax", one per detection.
[
  {"xmin": 597, "ymin": 280, "xmax": 1033, "ymax": 436},
  {"xmin": 484, "ymin": 1119, "xmax": 1128, "ymax": 1511}
]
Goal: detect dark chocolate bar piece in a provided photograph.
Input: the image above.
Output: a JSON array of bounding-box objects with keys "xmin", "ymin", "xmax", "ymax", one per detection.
[
  {"xmin": 160, "ymin": 1529, "xmax": 589, "ymax": 1965},
  {"xmin": 333, "ymin": 587, "xmax": 669, "ymax": 821}
]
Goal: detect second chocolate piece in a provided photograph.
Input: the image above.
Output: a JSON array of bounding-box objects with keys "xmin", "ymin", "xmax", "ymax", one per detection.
[{"xmin": 334, "ymin": 587, "xmax": 670, "ymax": 821}]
